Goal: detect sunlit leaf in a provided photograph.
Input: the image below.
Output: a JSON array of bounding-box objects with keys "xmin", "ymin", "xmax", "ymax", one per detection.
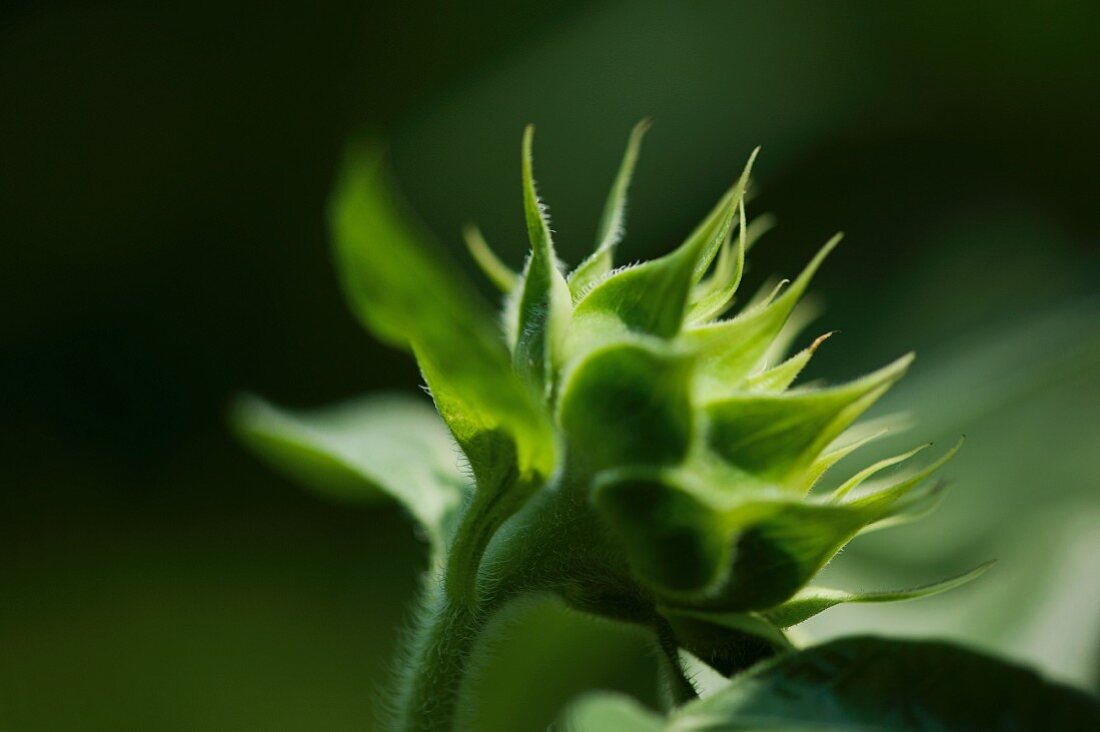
[
  {"xmin": 843, "ymin": 439, "xmax": 962, "ymax": 512},
  {"xmin": 329, "ymin": 143, "xmax": 555, "ymax": 489},
  {"xmin": 800, "ymin": 414, "xmax": 912, "ymax": 493}
]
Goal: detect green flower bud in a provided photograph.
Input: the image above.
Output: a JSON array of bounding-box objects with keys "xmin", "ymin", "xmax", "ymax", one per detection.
[
  {"xmin": 474, "ymin": 124, "xmax": 983, "ymax": 652},
  {"xmin": 238, "ymin": 122, "xmax": 989, "ymax": 677}
]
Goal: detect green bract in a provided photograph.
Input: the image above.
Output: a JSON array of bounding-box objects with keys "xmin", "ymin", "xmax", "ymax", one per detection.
[{"xmin": 233, "ymin": 125, "xmax": 1098, "ymax": 731}]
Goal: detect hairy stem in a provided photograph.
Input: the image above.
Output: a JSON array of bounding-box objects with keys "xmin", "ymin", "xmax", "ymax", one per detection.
[
  {"xmin": 444, "ymin": 483, "xmax": 528, "ymax": 607},
  {"xmin": 395, "ymin": 465, "xmax": 652, "ymax": 730},
  {"xmin": 396, "ymin": 478, "xmax": 538, "ymax": 731},
  {"xmin": 391, "ymin": 579, "xmax": 488, "ymax": 732}
]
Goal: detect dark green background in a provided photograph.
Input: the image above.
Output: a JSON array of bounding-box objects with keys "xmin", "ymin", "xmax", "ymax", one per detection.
[{"xmin": 3, "ymin": 2, "xmax": 1098, "ymax": 729}]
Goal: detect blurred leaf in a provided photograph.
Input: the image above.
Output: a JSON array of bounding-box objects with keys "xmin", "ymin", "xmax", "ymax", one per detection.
[
  {"xmin": 329, "ymin": 143, "xmax": 555, "ymax": 487},
  {"xmin": 331, "ymin": 145, "xmax": 491, "ymax": 353},
  {"xmin": 462, "ymin": 224, "xmax": 517, "ymax": 292},
  {"xmin": 670, "ymin": 636, "xmax": 1100, "ymax": 730},
  {"xmin": 557, "ymin": 692, "xmax": 663, "ymax": 732},
  {"xmin": 232, "ymin": 393, "xmax": 468, "ymax": 547},
  {"xmin": 802, "ymin": 304, "xmax": 1100, "ymax": 689}
]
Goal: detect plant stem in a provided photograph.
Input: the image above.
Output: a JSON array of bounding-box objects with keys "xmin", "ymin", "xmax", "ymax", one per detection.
[
  {"xmin": 392, "ymin": 580, "xmax": 488, "ymax": 732},
  {"xmin": 444, "ymin": 483, "xmax": 528, "ymax": 607},
  {"xmin": 394, "ymin": 466, "xmax": 640, "ymax": 730},
  {"xmin": 396, "ymin": 485, "xmax": 543, "ymax": 731}
]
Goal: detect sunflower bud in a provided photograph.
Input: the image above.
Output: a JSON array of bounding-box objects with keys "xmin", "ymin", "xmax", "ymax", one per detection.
[
  {"xmin": 238, "ymin": 122, "xmax": 987, "ymax": 674},
  {"xmin": 465, "ymin": 123, "xmax": 983, "ymax": 656}
]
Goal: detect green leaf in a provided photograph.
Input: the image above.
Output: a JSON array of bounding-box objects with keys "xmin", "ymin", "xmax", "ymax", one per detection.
[
  {"xmin": 593, "ymin": 468, "xmax": 728, "ymax": 594},
  {"xmin": 592, "ymin": 470, "xmax": 852, "ymax": 605},
  {"xmin": 569, "ymin": 152, "xmax": 755, "ymax": 348},
  {"xmin": 799, "ymin": 415, "xmax": 908, "ymax": 492},
  {"xmin": 686, "ymin": 198, "xmax": 746, "ymax": 325},
  {"xmin": 513, "ymin": 125, "xmax": 574, "ymax": 393},
  {"xmin": 559, "ymin": 339, "xmax": 695, "ymax": 471},
  {"xmin": 704, "ymin": 355, "xmax": 913, "ymax": 486},
  {"xmin": 329, "ymin": 143, "xmax": 555, "ymax": 487},
  {"xmin": 557, "ymin": 692, "xmax": 663, "ymax": 732},
  {"xmin": 687, "ymin": 149, "xmax": 759, "ymax": 284},
  {"xmin": 763, "ymin": 561, "xmax": 995, "ymax": 628},
  {"xmin": 741, "ymin": 276, "xmax": 786, "ymax": 312},
  {"xmin": 828, "ymin": 442, "xmax": 931, "ymax": 502},
  {"xmin": 689, "ymin": 213, "xmax": 775, "ymax": 325},
  {"xmin": 232, "ymin": 393, "xmax": 468, "ymax": 547},
  {"xmin": 569, "ymin": 119, "xmax": 652, "ymax": 297},
  {"xmin": 705, "ymin": 443, "xmax": 960, "ymax": 610},
  {"xmin": 331, "ymin": 145, "xmax": 492, "ymax": 353},
  {"xmin": 743, "ymin": 331, "xmax": 834, "ymax": 393},
  {"xmin": 462, "ymin": 223, "xmax": 517, "ymax": 292},
  {"xmin": 670, "ymin": 636, "xmax": 1100, "ymax": 730},
  {"xmin": 685, "ymin": 235, "xmax": 839, "ymax": 399},
  {"xmin": 758, "ymin": 293, "xmax": 824, "ymax": 370},
  {"xmin": 594, "ymin": 440, "xmax": 954, "ymax": 610},
  {"xmin": 329, "ymin": 145, "xmax": 557, "ymax": 597},
  {"xmin": 707, "ymin": 500, "xmax": 885, "ymax": 610},
  {"xmin": 843, "ymin": 438, "xmax": 962, "ymax": 513}
]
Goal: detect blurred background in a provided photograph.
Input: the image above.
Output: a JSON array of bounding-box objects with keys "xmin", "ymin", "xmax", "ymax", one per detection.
[{"xmin": 2, "ymin": 1, "xmax": 1098, "ymax": 729}]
